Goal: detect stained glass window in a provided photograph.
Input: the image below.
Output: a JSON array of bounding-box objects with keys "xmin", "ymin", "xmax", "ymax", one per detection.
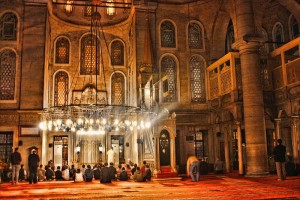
[
  {"xmin": 111, "ymin": 72, "xmax": 125, "ymax": 105},
  {"xmin": 54, "ymin": 71, "xmax": 69, "ymax": 106},
  {"xmin": 188, "ymin": 23, "xmax": 203, "ymax": 49},
  {"xmin": 161, "ymin": 56, "xmax": 177, "ymax": 102},
  {"xmin": 273, "ymin": 23, "xmax": 284, "ymax": 49},
  {"xmin": 80, "ymin": 34, "xmax": 99, "ymax": 75},
  {"xmin": 55, "ymin": 37, "xmax": 70, "ymax": 64},
  {"xmin": 0, "ymin": 50, "xmax": 16, "ymax": 100},
  {"xmin": 111, "ymin": 40, "xmax": 124, "ymax": 66},
  {"xmin": 225, "ymin": 20, "xmax": 235, "ymax": 53},
  {"xmin": 0, "ymin": 12, "xmax": 18, "ymax": 41},
  {"xmin": 161, "ymin": 21, "xmax": 176, "ymax": 48},
  {"xmin": 190, "ymin": 55, "xmax": 206, "ymax": 102}
]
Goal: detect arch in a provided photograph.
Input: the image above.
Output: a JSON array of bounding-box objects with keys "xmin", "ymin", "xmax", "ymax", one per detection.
[
  {"xmin": 272, "ymin": 22, "xmax": 284, "ymax": 49},
  {"xmin": 79, "ymin": 33, "xmax": 100, "ymax": 75},
  {"xmin": 186, "ymin": 20, "xmax": 205, "ymax": 51},
  {"xmin": 189, "ymin": 54, "xmax": 206, "ymax": 103},
  {"xmin": 0, "ymin": 11, "xmax": 19, "ymax": 41},
  {"xmin": 54, "ymin": 36, "xmax": 71, "ymax": 65},
  {"xmin": 110, "ymin": 71, "xmax": 126, "ymax": 105},
  {"xmin": 159, "ymin": 129, "xmax": 171, "ymax": 166},
  {"xmin": 211, "ymin": 13, "xmax": 232, "ymax": 60},
  {"xmin": 0, "ymin": 49, "xmax": 16, "ymax": 100},
  {"xmin": 53, "ymin": 70, "xmax": 69, "ymax": 106},
  {"xmin": 159, "ymin": 19, "xmax": 177, "ymax": 48},
  {"xmin": 225, "ymin": 20, "xmax": 235, "ymax": 54},
  {"xmin": 109, "ymin": 39, "xmax": 125, "ymax": 67},
  {"xmin": 288, "ymin": 14, "xmax": 299, "ymax": 40},
  {"xmin": 159, "ymin": 53, "xmax": 179, "ymax": 103}
]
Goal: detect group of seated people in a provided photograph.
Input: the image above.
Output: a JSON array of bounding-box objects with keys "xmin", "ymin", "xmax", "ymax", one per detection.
[{"xmin": 37, "ymin": 160, "xmax": 152, "ymax": 183}]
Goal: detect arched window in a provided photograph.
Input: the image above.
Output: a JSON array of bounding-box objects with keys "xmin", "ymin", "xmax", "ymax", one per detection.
[
  {"xmin": 225, "ymin": 20, "xmax": 235, "ymax": 53},
  {"xmin": 289, "ymin": 15, "xmax": 299, "ymax": 40},
  {"xmin": 55, "ymin": 37, "xmax": 70, "ymax": 64},
  {"xmin": 111, "ymin": 72, "xmax": 125, "ymax": 105},
  {"xmin": 0, "ymin": 50, "xmax": 16, "ymax": 100},
  {"xmin": 190, "ymin": 55, "xmax": 206, "ymax": 102},
  {"xmin": 188, "ymin": 22, "xmax": 203, "ymax": 49},
  {"xmin": 111, "ymin": 40, "xmax": 124, "ymax": 66},
  {"xmin": 0, "ymin": 12, "xmax": 18, "ymax": 41},
  {"xmin": 80, "ymin": 34, "xmax": 99, "ymax": 75},
  {"xmin": 54, "ymin": 71, "xmax": 69, "ymax": 106},
  {"xmin": 272, "ymin": 23, "xmax": 284, "ymax": 49},
  {"xmin": 161, "ymin": 56, "xmax": 177, "ymax": 102},
  {"xmin": 161, "ymin": 21, "xmax": 176, "ymax": 48}
]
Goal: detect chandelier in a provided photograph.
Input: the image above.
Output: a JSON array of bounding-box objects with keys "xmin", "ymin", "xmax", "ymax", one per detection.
[{"xmin": 39, "ymin": 1, "xmax": 156, "ymax": 134}]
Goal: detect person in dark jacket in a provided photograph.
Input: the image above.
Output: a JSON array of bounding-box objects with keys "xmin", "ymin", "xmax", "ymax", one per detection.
[
  {"xmin": 100, "ymin": 162, "xmax": 111, "ymax": 183},
  {"xmin": 84, "ymin": 164, "xmax": 94, "ymax": 182},
  {"xmin": 55, "ymin": 166, "xmax": 63, "ymax": 180},
  {"xmin": 28, "ymin": 149, "xmax": 40, "ymax": 184},
  {"xmin": 273, "ymin": 139, "xmax": 286, "ymax": 180},
  {"xmin": 108, "ymin": 162, "xmax": 116, "ymax": 180},
  {"xmin": 119, "ymin": 167, "xmax": 128, "ymax": 181},
  {"xmin": 10, "ymin": 147, "xmax": 22, "ymax": 185},
  {"xmin": 19, "ymin": 164, "xmax": 26, "ymax": 182}
]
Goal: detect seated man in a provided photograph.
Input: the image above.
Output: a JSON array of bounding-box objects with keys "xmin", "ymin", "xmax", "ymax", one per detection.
[{"xmin": 214, "ymin": 158, "xmax": 224, "ymax": 174}]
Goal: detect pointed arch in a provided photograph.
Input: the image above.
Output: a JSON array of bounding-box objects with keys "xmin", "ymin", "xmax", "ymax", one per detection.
[
  {"xmin": 190, "ymin": 55, "xmax": 206, "ymax": 103},
  {"xmin": 272, "ymin": 22, "xmax": 284, "ymax": 49},
  {"xmin": 0, "ymin": 49, "xmax": 16, "ymax": 100},
  {"xmin": 288, "ymin": 15, "xmax": 299, "ymax": 40},
  {"xmin": 111, "ymin": 71, "xmax": 126, "ymax": 105},
  {"xmin": 54, "ymin": 36, "xmax": 70, "ymax": 64},
  {"xmin": 225, "ymin": 20, "xmax": 235, "ymax": 54},
  {"xmin": 53, "ymin": 70, "xmax": 69, "ymax": 106}
]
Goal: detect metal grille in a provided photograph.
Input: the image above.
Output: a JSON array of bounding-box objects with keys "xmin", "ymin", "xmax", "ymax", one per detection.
[
  {"xmin": 0, "ymin": 12, "xmax": 17, "ymax": 41},
  {"xmin": 161, "ymin": 56, "xmax": 177, "ymax": 102},
  {"xmin": 84, "ymin": 6, "xmax": 93, "ymax": 17},
  {"xmin": 161, "ymin": 21, "xmax": 176, "ymax": 48},
  {"xmin": 55, "ymin": 37, "xmax": 70, "ymax": 64},
  {"xmin": 190, "ymin": 55, "xmax": 206, "ymax": 102},
  {"xmin": 111, "ymin": 73, "xmax": 125, "ymax": 105},
  {"xmin": 54, "ymin": 71, "xmax": 69, "ymax": 106},
  {"xmin": 111, "ymin": 40, "xmax": 124, "ymax": 66},
  {"xmin": 0, "ymin": 50, "xmax": 16, "ymax": 100},
  {"xmin": 188, "ymin": 23, "xmax": 203, "ymax": 49},
  {"xmin": 220, "ymin": 65, "xmax": 231, "ymax": 95},
  {"xmin": 0, "ymin": 132, "xmax": 13, "ymax": 163},
  {"xmin": 80, "ymin": 34, "xmax": 99, "ymax": 75}
]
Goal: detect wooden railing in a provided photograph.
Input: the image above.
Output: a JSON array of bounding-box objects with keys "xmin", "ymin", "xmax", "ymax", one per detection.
[
  {"xmin": 206, "ymin": 52, "xmax": 240, "ymax": 100},
  {"xmin": 270, "ymin": 37, "xmax": 300, "ymax": 90}
]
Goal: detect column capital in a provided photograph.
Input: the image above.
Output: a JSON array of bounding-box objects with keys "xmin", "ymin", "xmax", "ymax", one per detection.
[{"xmin": 232, "ymin": 34, "xmax": 265, "ymax": 55}]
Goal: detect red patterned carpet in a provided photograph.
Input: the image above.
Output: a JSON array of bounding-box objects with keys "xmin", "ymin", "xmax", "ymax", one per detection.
[{"xmin": 1, "ymin": 173, "xmax": 300, "ymax": 200}]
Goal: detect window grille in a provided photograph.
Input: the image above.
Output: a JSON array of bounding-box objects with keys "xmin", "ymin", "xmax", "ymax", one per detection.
[
  {"xmin": 0, "ymin": 132, "xmax": 13, "ymax": 163},
  {"xmin": 161, "ymin": 56, "xmax": 177, "ymax": 102},
  {"xmin": 80, "ymin": 34, "xmax": 99, "ymax": 75},
  {"xmin": 111, "ymin": 40, "xmax": 124, "ymax": 66},
  {"xmin": 0, "ymin": 12, "xmax": 18, "ymax": 41},
  {"xmin": 273, "ymin": 23, "xmax": 284, "ymax": 49},
  {"xmin": 55, "ymin": 37, "xmax": 70, "ymax": 64},
  {"xmin": 188, "ymin": 23, "xmax": 203, "ymax": 49},
  {"xmin": 54, "ymin": 71, "xmax": 69, "ymax": 106},
  {"xmin": 111, "ymin": 73, "xmax": 125, "ymax": 105},
  {"xmin": 0, "ymin": 50, "xmax": 16, "ymax": 100},
  {"xmin": 190, "ymin": 55, "xmax": 206, "ymax": 102},
  {"xmin": 161, "ymin": 21, "xmax": 176, "ymax": 48}
]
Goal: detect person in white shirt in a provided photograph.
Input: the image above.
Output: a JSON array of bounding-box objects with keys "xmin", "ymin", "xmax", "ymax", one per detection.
[
  {"xmin": 107, "ymin": 148, "xmax": 115, "ymax": 164},
  {"xmin": 62, "ymin": 165, "xmax": 70, "ymax": 180}
]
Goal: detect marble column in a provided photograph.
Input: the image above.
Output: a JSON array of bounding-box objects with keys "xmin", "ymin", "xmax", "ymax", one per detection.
[
  {"xmin": 233, "ymin": 0, "xmax": 269, "ymax": 176},
  {"xmin": 291, "ymin": 116, "xmax": 299, "ymax": 163},
  {"xmin": 236, "ymin": 122, "xmax": 244, "ymax": 175},
  {"xmin": 170, "ymin": 132, "xmax": 177, "ymax": 172},
  {"xmin": 42, "ymin": 130, "xmax": 47, "ymax": 165}
]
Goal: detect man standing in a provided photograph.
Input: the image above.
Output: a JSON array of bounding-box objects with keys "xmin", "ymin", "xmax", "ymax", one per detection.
[
  {"xmin": 186, "ymin": 156, "xmax": 200, "ymax": 182},
  {"xmin": 28, "ymin": 149, "xmax": 40, "ymax": 184},
  {"xmin": 273, "ymin": 139, "xmax": 286, "ymax": 181},
  {"xmin": 10, "ymin": 147, "xmax": 22, "ymax": 184},
  {"xmin": 107, "ymin": 147, "xmax": 115, "ymax": 164}
]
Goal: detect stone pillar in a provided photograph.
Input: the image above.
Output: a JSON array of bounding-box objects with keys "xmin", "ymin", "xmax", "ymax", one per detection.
[
  {"xmin": 291, "ymin": 116, "xmax": 299, "ymax": 163},
  {"xmin": 233, "ymin": 0, "xmax": 269, "ymax": 176},
  {"xmin": 236, "ymin": 122, "xmax": 244, "ymax": 175},
  {"xmin": 224, "ymin": 129, "xmax": 230, "ymax": 173},
  {"xmin": 170, "ymin": 133, "xmax": 177, "ymax": 172},
  {"xmin": 274, "ymin": 118, "xmax": 281, "ymax": 140},
  {"xmin": 154, "ymin": 135, "xmax": 161, "ymax": 173}
]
